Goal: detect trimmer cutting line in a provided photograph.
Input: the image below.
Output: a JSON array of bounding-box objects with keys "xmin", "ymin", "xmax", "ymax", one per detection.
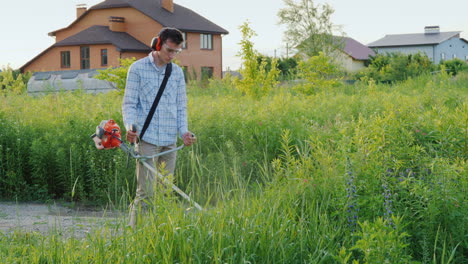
[{"xmin": 91, "ymin": 119, "xmax": 203, "ymax": 211}]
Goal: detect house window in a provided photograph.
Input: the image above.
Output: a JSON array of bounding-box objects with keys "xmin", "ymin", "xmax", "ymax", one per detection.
[
  {"xmin": 452, "ymin": 54, "xmax": 456, "ymax": 59},
  {"xmin": 440, "ymin": 52, "xmax": 445, "ymax": 61},
  {"xmin": 201, "ymin": 66, "xmax": 214, "ymax": 80},
  {"xmin": 61, "ymin": 51, "xmax": 70, "ymax": 68},
  {"xmin": 465, "ymin": 55, "xmax": 468, "ymax": 62},
  {"xmin": 101, "ymin": 49, "xmax": 108, "ymax": 66},
  {"xmin": 182, "ymin": 32, "xmax": 187, "ymax": 49},
  {"xmin": 200, "ymin": 34, "xmax": 212, "ymax": 50},
  {"xmin": 80, "ymin": 46, "xmax": 90, "ymax": 69}
]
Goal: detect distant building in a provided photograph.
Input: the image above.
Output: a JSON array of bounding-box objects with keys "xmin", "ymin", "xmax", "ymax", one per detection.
[
  {"xmin": 331, "ymin": 36, "xmax": 375, "ymax": 73},
  {"xmin": 20, "ymin": 0, "xmax": 228, "ymax": 94},
  {"xmin": 368, "ymin": 26, "xmax": 468, "ymax": 64},
  {"xmin": 296, "ymin": 36, "xmax": 375, "ymax": 73}
]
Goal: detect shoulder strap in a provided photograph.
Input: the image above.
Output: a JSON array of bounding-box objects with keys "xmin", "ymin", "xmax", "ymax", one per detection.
[{"xmin": 139, "ymin": 62, "xmax": 173, "ymax": 141}]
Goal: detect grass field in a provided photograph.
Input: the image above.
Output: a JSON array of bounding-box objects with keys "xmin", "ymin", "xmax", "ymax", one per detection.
[{"xmin": 0, "ymin": 72, "xmax": 466, "ymax": 263}]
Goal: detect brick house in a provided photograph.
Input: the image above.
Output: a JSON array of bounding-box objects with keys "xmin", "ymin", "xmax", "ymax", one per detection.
[{"xmin": 20, "ymin": 0, "xmax": 228, "ymax": 80}]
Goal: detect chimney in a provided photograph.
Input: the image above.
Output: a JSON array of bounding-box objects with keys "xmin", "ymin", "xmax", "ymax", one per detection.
[
  {"xmin": 76, "ymin": 4, "xmax": 87, "ymax": 18},
  {"xmin": 425, "ymin": 26, "xmax": 440, "ymax": 34},
  {"xmin": 162, "ymin": 0, "xmax": 174, "ymax": 13},
  {"xmin": 109, "ymin": 16, "xmax": 126, "ymax": 32}
]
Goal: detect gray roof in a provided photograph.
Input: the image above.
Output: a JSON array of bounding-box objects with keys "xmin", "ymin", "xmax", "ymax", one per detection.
[
  {"xmin": 20, "ymin": 26, "xmax": 150, "ymax": 71},
  {"xmin": 55, "ymin": 25, "xmax": 151, "ymax": 52},
  {"xmin": 334, "ymin": 36, "xmax": 375, "ymax": 60},
  {"xmin": 368, "ymin": 31, "xmax": 461, "ymax": 47},
  {"xmin": 50, "ymin": 0, "xmax": 228, "ymax": 36}
]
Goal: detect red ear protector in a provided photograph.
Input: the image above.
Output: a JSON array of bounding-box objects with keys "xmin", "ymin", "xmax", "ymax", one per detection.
[
  {"xmin": 151, "ymin": 36, "xmax": 162, "ymax": 51},
  {"xmin": 151, "ymin": 28, "xmax": 170, "ymax": 51}
]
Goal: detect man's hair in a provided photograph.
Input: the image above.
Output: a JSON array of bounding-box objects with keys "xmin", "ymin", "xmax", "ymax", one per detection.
[{"xmin": 159, "ymin": 27, "xmax": 184, "ymax": 45}]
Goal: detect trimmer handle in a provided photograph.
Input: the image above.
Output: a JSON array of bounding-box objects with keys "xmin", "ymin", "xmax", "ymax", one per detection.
[{"xmin": 129, "ymin": 124, "xmax": 138, "ymax": 145}]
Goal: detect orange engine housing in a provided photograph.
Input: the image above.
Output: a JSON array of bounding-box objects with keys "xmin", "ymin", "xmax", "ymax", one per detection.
[{"xmin": 100, "ymin": 119, "xmax": 122, "ymax": 149}]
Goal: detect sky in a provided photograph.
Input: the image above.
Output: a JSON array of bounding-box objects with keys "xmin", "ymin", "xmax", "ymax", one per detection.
[{"xmin": 0, "ymin": 0, "xmax": 467, "ymax": 71}]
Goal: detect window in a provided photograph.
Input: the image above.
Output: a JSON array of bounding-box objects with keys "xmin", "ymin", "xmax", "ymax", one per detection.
[
  {"xmin": 101, "ymin": 49, "xmax": 108, "ymax": 66},
  {"xmin": 466, "ymin": 55, "xmax": 468, "ymax": 62},
  {"xmin": 61, "ymin": 51, "xmax": 70, "ymax": 68},
  {"xmin": 452, "ymin": 54, "xmax": 456, "ymax": 59},
  {"xmin": 200, "ymin": 34, "xmax": 212, "ymax": 49},
  {"xmin": 80, "ymin": 46, "xmax": 90, "ymax": 69},
  {"xmin": 440, "ymin": 52, "xmax": 445, "ymax": 61},
  {"xmin": 182, "ymin": 32, "xmax": 187, "ymax": 49},
  {"xmin": 201, "ymin": 66, "xmax": 213, "ymax": 80}
]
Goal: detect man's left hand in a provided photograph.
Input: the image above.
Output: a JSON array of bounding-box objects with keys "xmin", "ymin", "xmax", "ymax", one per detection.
[{"xmin": 182, "ymin": 132, "xmax": 197, "ymax": 146}]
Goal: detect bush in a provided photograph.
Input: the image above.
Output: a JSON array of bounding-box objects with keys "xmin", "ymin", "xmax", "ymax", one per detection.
[
  {"xmin": 295, "ymin": 52, "xmax": 342, "ymax": 95},
  {"xmin": 257, "ymin": 55, "xmax": 299, "ymax": 80},
  {"xmin": 0, "ymin": 67, "xmax": 31, "ymax": 95},
  {"xmin": 235, "ymin": 21, "xmax": 280, "ymax": 98},
  {"xmin": 94, "ymin": 58, "xmax": 136, "ymax": 93},
  {"xmin": 357, "ymin": 53, "xmax": 435, "ymax": 83},
  {"xmin": 441, "ymin": 58, "xmax": 467, "ymax": 76}
]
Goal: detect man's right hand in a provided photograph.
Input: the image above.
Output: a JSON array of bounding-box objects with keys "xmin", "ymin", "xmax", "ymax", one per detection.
[{"xmin": 126, "ymin": 130, "xmax": 138, "ymax": 144}]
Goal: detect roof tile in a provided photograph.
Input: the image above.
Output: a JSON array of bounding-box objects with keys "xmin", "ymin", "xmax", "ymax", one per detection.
[
  {"xmin": 368, "ymin": 32, "xmax": 461, "ymax": 47},
  {"xmin": 54, "ymin": 25, "xmax": 151, "ymax": 52}
]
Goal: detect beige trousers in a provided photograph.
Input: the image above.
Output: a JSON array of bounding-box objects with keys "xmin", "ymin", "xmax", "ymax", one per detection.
[{"xmin": 129, "ymin": 141, "xmax": 177, "ymax": 228}]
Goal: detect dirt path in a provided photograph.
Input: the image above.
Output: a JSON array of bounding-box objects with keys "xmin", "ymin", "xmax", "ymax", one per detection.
[{"xmin": 0, "ymin": 202, "xmax": 125, "ymax": 238}]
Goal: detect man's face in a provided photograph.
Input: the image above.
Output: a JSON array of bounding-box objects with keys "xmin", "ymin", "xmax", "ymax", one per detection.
[{"xmin": 159, "ymin": 39, "xmax": 182, "ymax": 64}]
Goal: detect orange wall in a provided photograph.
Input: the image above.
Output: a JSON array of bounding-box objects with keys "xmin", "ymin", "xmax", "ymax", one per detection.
[
  {"xmin": 23, "ymin": 45, "xmax": 146, "ymax": 72},
  {"xmin": 25, "ymin": 7, "xmax": 224, "ymax": 78},
  {"xmin": 177, "ymin": 33, "xmax": 223, "ymax": 78},
  {"xmin": 121, "ymin": 52, "xmax": 147, "ymax": 61}
]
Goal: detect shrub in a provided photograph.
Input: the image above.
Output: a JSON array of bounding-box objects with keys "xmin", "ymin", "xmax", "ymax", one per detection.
[
  {"xmin": 235, "ymin": 21, "xmax": 280, "ymax": 99},
  {"xmin": 357, "ymin": 53, "xmax": 435, "ymax": 83},
  {"xmin": 441, "ymin": 58, "xmax": 467, "ymax": 76},
  {"xmin": 257, "ymin": 55, "xmax": 299, "ymax": 80},
  {"xmin": 350, "ymin": 217, "xmax": 412, "ymax": 263},
  {"xmin": 94, "ymin": 58, "xmax": 136, "ymax": 93},
  {"xmin": 294, "ymin": 52, "xmax": 342, "ymax": 94},
  {"xmin": 0, "ymin": 67, "xmax": 31, "ymax": 95}
]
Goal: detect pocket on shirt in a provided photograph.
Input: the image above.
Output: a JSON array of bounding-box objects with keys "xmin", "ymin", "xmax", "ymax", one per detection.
[
  {"xmin": 161, "ymin": 82, "xmax": 177, "ymax": 104},
  {"xmin": 140, "ymin": 80, "xmax": 157, "ymax": 107}
]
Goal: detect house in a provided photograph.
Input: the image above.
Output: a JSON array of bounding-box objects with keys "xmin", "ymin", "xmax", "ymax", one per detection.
[
  {"xmin": 20, "ymin": 0, "xmax": 228, "ymax": 94},
  {"xmin": 331, "ymin": 36, "xmax": 375, "ymax": 73},
  {"xmin": 368, "ymin": 26, "xmax": 468, "ymax": 64}
]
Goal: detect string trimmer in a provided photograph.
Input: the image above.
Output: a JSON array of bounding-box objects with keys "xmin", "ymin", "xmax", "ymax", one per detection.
[{"xmin": 91, "ymin": 119, "xmax": 203, "ymax": 211}]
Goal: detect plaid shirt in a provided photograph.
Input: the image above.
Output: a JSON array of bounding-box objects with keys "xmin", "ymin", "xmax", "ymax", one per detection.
[{"xmin": 122, "ymin": 53, "xmax": 188, "ymax": 146}]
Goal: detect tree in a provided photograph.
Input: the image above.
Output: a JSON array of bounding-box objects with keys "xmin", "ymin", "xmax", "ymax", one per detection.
[
  {"xmin": 278, "ymin": 0, "xmax": 339, "ymax": 57},
  {"xmin": 235, "ymin": 21, "xmax": 280, "ymax": 99}
]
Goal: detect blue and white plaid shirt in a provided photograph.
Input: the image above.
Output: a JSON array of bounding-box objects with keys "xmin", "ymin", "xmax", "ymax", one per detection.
[{"xmin": 122, "ymin": 52, "xmax": 188, "ymax": 146}]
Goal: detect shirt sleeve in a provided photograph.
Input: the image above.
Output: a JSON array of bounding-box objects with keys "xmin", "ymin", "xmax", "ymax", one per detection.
[
  {"xmin": 176, "ymin": 67, "xmax": 188, "ymax": 136},
  {"xmin": 122, "ymin": 63, "xmax": 140, "ymax": 132}
]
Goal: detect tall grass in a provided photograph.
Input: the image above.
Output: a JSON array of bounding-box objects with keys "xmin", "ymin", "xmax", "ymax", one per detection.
[{"xmin": 0, "ymin": 72, "xmax": 466, "ymax": 262}]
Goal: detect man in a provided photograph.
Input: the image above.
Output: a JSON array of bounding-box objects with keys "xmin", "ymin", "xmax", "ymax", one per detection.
[{"xmin": 122, "ymin": 27, "xmax": 196, "ymax": 228}]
